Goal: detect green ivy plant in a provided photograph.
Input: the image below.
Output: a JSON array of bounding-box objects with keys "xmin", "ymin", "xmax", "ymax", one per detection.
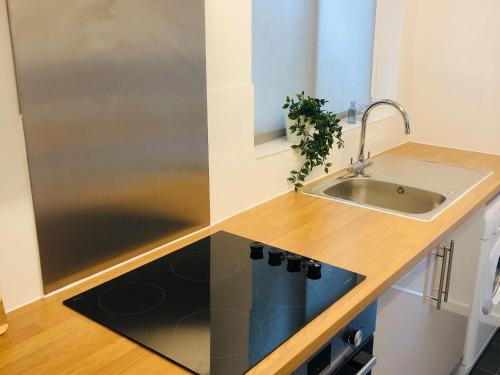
[{"xmin": 283, "ymin": 92, "xmax": 344, "ymax": 192}]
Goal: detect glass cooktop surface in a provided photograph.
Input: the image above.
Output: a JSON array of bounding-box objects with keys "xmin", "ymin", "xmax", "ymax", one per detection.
[{"xmin": 64, "ymin": 231, "xmax": 365, "ymax": 375}]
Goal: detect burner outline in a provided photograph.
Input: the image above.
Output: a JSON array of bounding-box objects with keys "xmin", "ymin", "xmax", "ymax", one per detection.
[{"xmin": 98, "ymin": 281, "xmax": 166, "ymax": 316}]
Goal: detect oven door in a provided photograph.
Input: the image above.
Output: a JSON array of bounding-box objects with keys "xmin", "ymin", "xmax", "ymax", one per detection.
[{"xmin": 332, "ymin": 337, "xmax": 377, "ymax": 375}]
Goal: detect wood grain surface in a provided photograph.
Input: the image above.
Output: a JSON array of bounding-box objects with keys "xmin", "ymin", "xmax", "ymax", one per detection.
[{"xmin": 1, "ymin": 143, "xmax": 499, "ymax": 375}]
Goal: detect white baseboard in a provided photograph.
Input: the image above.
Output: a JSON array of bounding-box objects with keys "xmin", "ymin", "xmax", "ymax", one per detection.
[
  {"xmin": 442, "ymin": 299, "xmax": 471, "ymax": 318},
  {"xmin": 443, "ymin": 299, "xmax": 500, "ymax": 327}
]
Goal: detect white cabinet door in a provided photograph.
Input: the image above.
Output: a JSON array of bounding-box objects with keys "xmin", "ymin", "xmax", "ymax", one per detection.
[
  {"xmin": 374, "ymin": 285, "xmax": 467, "ymax": 375},
  {"xmin": 374, "ymin": 208, "xmax": 486, "ymax": 375},
  {"xmin": 428, "ymin": 207, "xmax": 485, "ymax": 316}
]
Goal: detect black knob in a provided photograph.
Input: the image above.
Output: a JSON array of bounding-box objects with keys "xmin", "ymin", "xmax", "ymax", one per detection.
[
  {"xmin": 287, "ymin": 254, "xmax": 302, "ymax": 273},
  {"xmin": 250, "ymin": 242, "xmax": 264, "ymax": 260},
  {"xmin": 345, "ymin": 328, "xmax": 363, "ymax": 347},
  {"xmin": 268, "ymin": 248, "xmax": 283, "ymax": 266},
  {"xmin": 306, "ymin": 261, "xmax": 322, "ymax": 279}
]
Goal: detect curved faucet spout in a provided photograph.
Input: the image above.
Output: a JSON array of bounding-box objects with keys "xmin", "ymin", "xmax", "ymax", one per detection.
[{"xmin": 358, "ymin": 99, "xmax": 411, "ymax": 163}]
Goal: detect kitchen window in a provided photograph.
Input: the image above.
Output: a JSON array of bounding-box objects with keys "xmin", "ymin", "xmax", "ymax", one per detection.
[{"xmin": 252, "ymin": 0, "xmax": 377, "ymax": 145}]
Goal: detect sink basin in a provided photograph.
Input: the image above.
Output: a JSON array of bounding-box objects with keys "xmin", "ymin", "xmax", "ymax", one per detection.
[
  {"xmin": 303, "ymin": 155, "xmax": 491, "ymax": 221},
  {"xmin": 323, "ymin": 178, "xmax": 446, "ymax": 214}
]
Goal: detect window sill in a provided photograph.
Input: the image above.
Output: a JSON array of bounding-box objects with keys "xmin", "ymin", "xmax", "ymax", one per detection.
[
  {"xmin": 253, "ymin": 108, "xmax": 395, "ymax": 160},
  {"xmin": 254, "ymin": 136, "xmax": 292, "ymax": 160}
]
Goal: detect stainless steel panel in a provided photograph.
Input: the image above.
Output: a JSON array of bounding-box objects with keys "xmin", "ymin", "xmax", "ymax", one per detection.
[{"xmin": 8, "ymin": 0, "xmax": 210, "ymax": 292}]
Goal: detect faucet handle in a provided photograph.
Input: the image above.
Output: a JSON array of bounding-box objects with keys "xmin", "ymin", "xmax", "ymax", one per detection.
[
  {"xmin": 350, "ymin": 157, "xmax": 354, "ymax": 165},
  {"xmin": 367, "ymin": 151, "xmax": 371, "ymax": 159}
]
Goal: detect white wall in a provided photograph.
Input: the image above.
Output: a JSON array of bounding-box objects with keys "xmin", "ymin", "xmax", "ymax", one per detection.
[
  {"xmin": 0, "ymin": 0, "xmax": 413, "ymax": 311},
  {"xmin": 0, "ymin": 0, "xmax": 43, "ymax": 312},
  {"xmin": 409, "ymin": 0, "xmax": 500, "ymax": 155}
]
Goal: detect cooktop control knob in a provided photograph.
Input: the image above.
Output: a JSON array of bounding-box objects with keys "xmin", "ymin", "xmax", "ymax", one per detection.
[
  {"xmin": 268, "ymin": 248, "xmax": 283, "ymax": 266},
  {"xmin": 345, "ymin": 328, "xmax": 363, "ymax": 348},
  {"xmin": 250, "ymin": 242, "xmax": 264, "ymax": 260},
  {"xmin": 286, "ymin": 254, "xmax": 302, "ymax": 273},
  {"xmin": 306, "ymin": 261, "xmax": 322, "ymax": 279}
]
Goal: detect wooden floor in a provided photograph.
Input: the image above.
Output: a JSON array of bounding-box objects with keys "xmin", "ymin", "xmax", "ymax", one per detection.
[{"xmin": 1, "ymin": 142, "xmax": 499, "ymax": 374}]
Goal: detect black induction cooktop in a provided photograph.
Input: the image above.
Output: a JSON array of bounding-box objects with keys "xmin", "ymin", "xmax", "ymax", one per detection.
[{"xmin": 64, "ymin": 231, "xmax": 365, "ymax": 375}]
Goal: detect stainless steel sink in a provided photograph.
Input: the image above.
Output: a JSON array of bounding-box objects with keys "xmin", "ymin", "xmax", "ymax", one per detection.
[
  {"xmin": 323, "ymin": 178, "xmax": 446, "ymax": 214},
  {"xmin": 303, "ymin": 155, "xmax": 491, "ymax": 221}
]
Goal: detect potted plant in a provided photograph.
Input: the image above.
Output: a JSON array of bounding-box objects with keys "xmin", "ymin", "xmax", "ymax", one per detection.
[{"xmin": 283, "ymin": 92, "xmax": 344, "ymax": 191}]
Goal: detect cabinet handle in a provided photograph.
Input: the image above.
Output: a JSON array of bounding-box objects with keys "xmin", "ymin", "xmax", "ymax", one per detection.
[
  {"xmin": 425, "ymin": 240, "xmax": 455, "ymax": 310},
  {"xmin": 436, "ymin": 244, "xmax": 448, "ymax": 309},
  {"xmin": 444, "ymin": 240, "xmax": 455, "ymax": 302}
]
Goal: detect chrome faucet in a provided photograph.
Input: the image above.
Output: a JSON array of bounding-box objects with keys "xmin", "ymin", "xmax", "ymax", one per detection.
[{"xmin": 349, "ymin": 99, "xmax": 411, "ymax": 175}]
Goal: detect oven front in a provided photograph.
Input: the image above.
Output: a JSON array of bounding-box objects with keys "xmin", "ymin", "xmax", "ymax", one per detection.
[{"xmin": 293, "ymin": 301, "xmax": 377, "ymax": 375}]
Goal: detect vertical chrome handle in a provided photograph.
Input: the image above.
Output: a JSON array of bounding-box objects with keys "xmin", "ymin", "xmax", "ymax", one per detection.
[
  {"xmin": 444, "ymin": 240, "xmax": 455, "ymax": 302},
  {"xmin": 425, "ymin": 240, "xmax": 455, "ymax": 310},
  {"xmin": 436, "ymin": 244, "xmax": 448, "ymax": 310}
]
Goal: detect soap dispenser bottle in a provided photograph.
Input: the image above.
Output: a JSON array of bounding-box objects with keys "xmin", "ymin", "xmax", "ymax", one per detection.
[{"xmin": 348, "ymin": 101, "xmax": 357, "ymax": 124}]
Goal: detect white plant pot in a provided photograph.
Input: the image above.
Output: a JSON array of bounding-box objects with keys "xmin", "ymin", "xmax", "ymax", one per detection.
[{"xmin": 285, "ymin": 115, "xmax": 311, "ymax": 144}]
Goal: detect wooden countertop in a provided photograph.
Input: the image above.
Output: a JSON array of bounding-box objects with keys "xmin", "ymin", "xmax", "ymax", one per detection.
[{"xmin": 1, "ymin": 143, "xmax": 499, "ymax": 375}]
